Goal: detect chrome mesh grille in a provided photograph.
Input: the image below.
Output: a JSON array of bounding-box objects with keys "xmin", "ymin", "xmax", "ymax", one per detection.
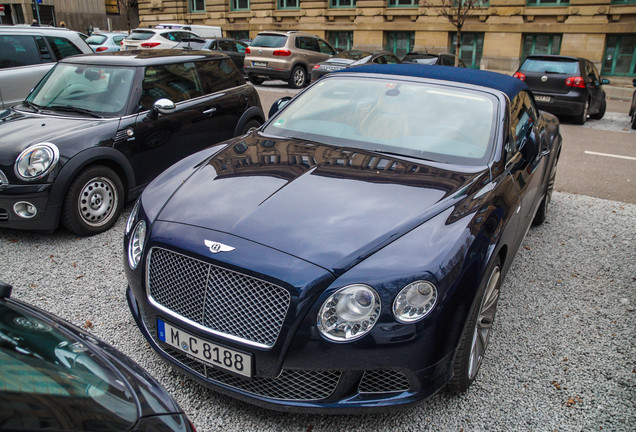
[
  {"xmin": 147, "ymin": 247, "xmax": 291, "ymax": 347},
  {"xmin": 164, "ymin": 346, "xmax": 341, "ymax": 401},
  {"xmin": 358, "ymin": 370, "xmax": 411, "ymax": 393}
]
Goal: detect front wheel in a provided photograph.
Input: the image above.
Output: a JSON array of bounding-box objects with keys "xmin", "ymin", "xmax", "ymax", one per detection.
[
  {"xmin": 448, "ymin": 256, "xmax": 502, "ymax": 394},
  {"xmin": 288, "ymin": 66, "xmax": 306, "ymax": 89},
  {"xmin": 62, "ymin": 165, "xmax": 124, "ymax": 236},
  {"xmin": 240, "ymin": 119, "xmax": 262, "ymax": 134}
]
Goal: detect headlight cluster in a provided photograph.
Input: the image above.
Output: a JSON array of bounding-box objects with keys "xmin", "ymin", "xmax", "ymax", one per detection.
[
  {"xmin": 125, "ymin": 199, "xmax": 140, "ymax": 235},
  {"xmin": 127, "ymin": 201, "xmax": 146, "ymax": 270},
  {"xmin": 317, "ymin": 280, "xmax": 438, "ymax": 342},
  {"xmin": 15, "ymin": 143, "xmax": 59, "ymax": 180}
]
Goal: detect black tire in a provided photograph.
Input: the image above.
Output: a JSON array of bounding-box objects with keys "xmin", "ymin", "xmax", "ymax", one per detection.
[
  {"xmin": 573, "ymin": 99, "xmax": 589, "ymax": 125},
  {"xmin": 631, "ymin": 108, "xmax": 636, "ymax": 130},
  {"xmin": 448, "ymin": 256, "xmax": 502, "ymax": 394},
  {"xmin": 590, "ymin": 98, "xmax": 606, "ymax": 120},
  {"xmin": 240, "ymin": 119, "xmax": 262, "ymax": 134},
  {"xmin": 533, "ymin": 154, "xmax": 558, "ymax": 226},
  {"xmin": 62, "ymin": 165, "xmax": 124, "ymax": 236},
  {"xmin": 288, "ymin": 66, "xmax": 306, "ymax": 89},
  {"xmin": 248, "ymin": 74, "xmax": 264, "ymax": 86}
]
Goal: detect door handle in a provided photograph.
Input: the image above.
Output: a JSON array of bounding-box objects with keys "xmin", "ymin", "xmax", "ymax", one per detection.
[{"xmin": 203, "ymin": 107, "xmax": 216, "ymax": 114}]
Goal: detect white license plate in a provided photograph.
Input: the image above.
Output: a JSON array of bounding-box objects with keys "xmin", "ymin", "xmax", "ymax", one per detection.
[
  {"xmin": 535, "ymin": 95, "xmax": 551, "ymax": 103},
  {"xmin": 253, "ymin": 62, "xmax": 267, "ymax": 67},
  {"xmin": 158, "ymin": 319, "xmax": 252, "ymax": 378}
]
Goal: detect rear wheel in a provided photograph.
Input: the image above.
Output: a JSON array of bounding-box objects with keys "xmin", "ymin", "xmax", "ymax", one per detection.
[
  {"xmin": 590, "ymin": 98, "xmax": 606, "ymax": 120},
  {"xmin": 248, "ymin": 74, "xmax": 264, "ymax": 85},
  {"xmin": 448, "ymin": 256, "xmax": 502, "ymax": 393},
  {"xmin": 631, "ymin": 109, "xmax": 636, "ymax": 130},
  {"xmin": 573, "ymin": 99, "xmax": 589, "ymax": 125},
  {"xmin": 62, "ymin": 165, "xmax": 124, "ymax": 236},
  {"xmin": 288, "ymin": 66, "xmax": 306, "ymax": 89}
]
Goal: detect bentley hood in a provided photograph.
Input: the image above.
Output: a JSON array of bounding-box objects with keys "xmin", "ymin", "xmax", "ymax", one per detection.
[{"xmin": 155, "ymin": 134, "xmax": 487, "ymax": 272}]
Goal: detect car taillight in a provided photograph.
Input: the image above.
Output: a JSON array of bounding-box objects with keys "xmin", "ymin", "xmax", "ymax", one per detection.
[
  {"xmin": 273, "ymin": 50, "xmax": 291, "ymax": 56},
  {"xmin": 141, "ymin": 42, "xmax": 161, "ymax": 48},
  {"xmin": 245, "ymin": 47, "xmax": 251, "ymax": 54},
  {"xmin": 95, "ymin": 47, "xmax": 108, "ymax": 52},
  {"xmin": 565, "ymin": 76, "xmax": 586, "ymax": 88},
  {"xmin": 313, "ymin": 64, "xmax": 320, "ymax": 69},
  {"xmin": 513, "ymin": 72, "xmax": 526, "ymax": 81}
]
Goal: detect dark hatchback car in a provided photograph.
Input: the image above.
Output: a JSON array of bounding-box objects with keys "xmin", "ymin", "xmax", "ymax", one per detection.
[
  {"xmin": 402, "ymin": 52, "xmax": 466, "ymax": 67},
  {"xmin": 0, "ymin": 50, "xmax": 264, "ymax": 236},
  {"xmin": 173, "ymin": 37, "xmax": 249, "ymax": 72},
  {"xmin": 513, "ymin": 55, "xmax": 609, "ymax": 124},
  {"xmin": 310, "ymin": 50, "xmax": 401, "ymax": 82},
  {"xmin": 629, "ymin": 78, "xmax": 636, "ymax": 130},
  {"xmin": 0, "ymin": 283, "xmax": 195, "ymax": 431},
  {"xmin": 124, "ymin": 65, "xmax": 561, "ymax": 412}
]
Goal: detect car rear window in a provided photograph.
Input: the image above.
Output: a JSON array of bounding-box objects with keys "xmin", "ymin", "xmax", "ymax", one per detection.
[
  {"xmin": 251, "ymin": 34, "xmax": 287, "ymax": 48},
  {"xmin": 520, "ymin": 58, "xmax": 579, "ymax": 74},
  {"xmin": 128, "ymin": 30, "xmax": 155, "ymax": 41},
  {"xmin": 85, "ymin": 35, "xmax": 107, "ymax": 45}
]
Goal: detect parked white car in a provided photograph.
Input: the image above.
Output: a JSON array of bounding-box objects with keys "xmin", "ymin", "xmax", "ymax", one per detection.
[{"xmin": 120, "ymin": 28, "xmax": 199, "ymax": 50}]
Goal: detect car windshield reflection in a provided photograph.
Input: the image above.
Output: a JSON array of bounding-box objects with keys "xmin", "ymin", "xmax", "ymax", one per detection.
[
  {"xmin": 264, "ymin": 76, "xmax": 497, "ymax": 166},
  {"xmin": 26, "ymin": 64, "xmax": 136, "ymax": 117}
]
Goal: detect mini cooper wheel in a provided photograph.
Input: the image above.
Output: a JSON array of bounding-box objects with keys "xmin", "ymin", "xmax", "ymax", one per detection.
[
  {"xmin": 288, "ymin": 66, "xmax": 306, "ymax": 89},
  {"xmin": 62, "ymin": 165, "xmax": 124, "ymax": 236},
  {"xmin": 241, "ymin": 119, "xmax": 262, "ymax": 135},
  {"xmin": 533, "ymin": 155, "xmax": 558, "ymax": 226},
  {"xmin": 448, "ymin": 256, "xmax": 502, "ymax": 393}
]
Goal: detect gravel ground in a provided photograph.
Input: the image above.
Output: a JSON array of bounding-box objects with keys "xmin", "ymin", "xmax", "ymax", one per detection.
[{"xmin": 1, "ymin": 191, "xmax": 634, "ymax": 431}]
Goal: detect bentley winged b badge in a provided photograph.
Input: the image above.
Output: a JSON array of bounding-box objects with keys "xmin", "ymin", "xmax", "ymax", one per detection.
[{"xmin": 204, "ymin": 240, "xmax": 236, "ymax": 254}]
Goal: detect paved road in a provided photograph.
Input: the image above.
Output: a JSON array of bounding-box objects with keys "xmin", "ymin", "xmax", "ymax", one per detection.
[{"xmin": 255, "ymin": 84, "xmax": 635, "ymax": 204}]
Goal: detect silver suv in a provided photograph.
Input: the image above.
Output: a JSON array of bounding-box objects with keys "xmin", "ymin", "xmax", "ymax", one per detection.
[
  {"xmin": 0, "ymin": 26, "xmax": 93, "ymax": 108},
  {"xmin": 244, "ymin": 31, "xmax": 336, "ymax": 89}
]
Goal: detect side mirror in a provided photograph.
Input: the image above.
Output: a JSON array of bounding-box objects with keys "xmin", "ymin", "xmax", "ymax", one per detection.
[
  {"xmin": 145, "ymin": 98, "xmax": 175, "ymax": 121},
  {"xmin": 601, "ymin": 78, "xmax": 610, "ymax": 85},
  {"xmin": 268, "ymin": 96, "xmax": 292, "ymax": 118}
]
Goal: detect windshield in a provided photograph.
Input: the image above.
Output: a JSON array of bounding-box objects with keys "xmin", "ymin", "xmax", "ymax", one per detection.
[
  {"xmin": 264, "ymin": 76, "xmax": 497, "ymax": 165},
  {"xmin": 26, "ymin": 63, "xmax": 136, "ymax": 117},
  {"xmin": 520, "ymin": 58, "xmax": 579, "ymax": 74},
  {"xmin": 0, "ymin": 301, "xmax": 137, "ymax": 429}
]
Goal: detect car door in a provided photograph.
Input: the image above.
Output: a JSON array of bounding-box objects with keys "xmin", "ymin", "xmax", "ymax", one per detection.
[
  {"xmin": 126, "ymin": 60, "xmax": 235, "ymax": 186},
  {"xmin": 506, "ymin": 91, "xmax": 547, "ymax": 237},
  {"xmin": 585, "ymin": 60, "xmax": 603, "ymax": 112}
]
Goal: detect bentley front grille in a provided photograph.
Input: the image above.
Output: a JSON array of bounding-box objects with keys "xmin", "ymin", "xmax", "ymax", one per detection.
[
  {"xmin": 147, "ymin": 247, "xmax": 291, "ymax": 348},
  {"xmin": 164, "ymin": 346, "xmax": 341, "ymax": 401},
  {"xmin": 358, "ymin": 369, "xmax": 411, "ymax": 393}
]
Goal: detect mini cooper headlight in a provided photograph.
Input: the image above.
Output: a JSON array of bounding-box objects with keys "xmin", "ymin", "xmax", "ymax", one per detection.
[
  {"xmin": 317, "ymin": 284, "xmax": 380, "ymax": 342},
  {"xmin": 392, "ymin": 281, "xmax": 437, "ymax": 324},
  {"xmin": 128, "ymin": 220, "xmax": 146, "ymax": 269},
  {"xmin": 15, "ymin": 143, "xmax": 59, "ymax": 180},
  {"xmin": 125, "ymin": 200, "xmax": 140, "ymax": 235}
]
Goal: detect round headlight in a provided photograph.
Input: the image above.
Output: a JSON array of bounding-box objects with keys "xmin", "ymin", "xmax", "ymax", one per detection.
[
  {"xmin": 125, "ymin": 199, "xmax": 140, "ymax": 235},
  {"xmin": 128, "ymin": 220, "xmax": 146, "ymax": 269},
  {"xmin": 392, "ymin": 281, "xmax": 437, "ymax": 324},
  {"xmin": 15, "ymin": 143, "xmax": 59, "ymax": 180},
  {"xmin": 317, "ymin": 284, "xmax": 381, "ymax": 342}
]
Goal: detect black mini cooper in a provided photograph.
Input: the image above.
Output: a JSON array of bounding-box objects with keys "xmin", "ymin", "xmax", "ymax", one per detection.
[{"xmin": 0, "ymin": 50, "xmax": 264, "ymax": 236}]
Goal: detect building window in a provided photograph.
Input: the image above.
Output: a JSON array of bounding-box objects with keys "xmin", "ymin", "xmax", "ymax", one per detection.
[
  {"xmin": 450, "ymin": 32, "xmax": 484, "ymax": 69},
  {"xmin": 327, "ymin": 31, "xmax": 353, "ymax": 51},
  {"xmin": 385, "ymin": 32, "xmax": 414, "ymax": 59},
  {"xmin": 610, "ymin": 0, "xmax": 636, "ymax": 3},
  {"xmin": 522, "ymin": 34, "xmax": 561, "ymax": 58},
  {"xmin": 190, "ymin": 0, "xmax": 206, "ymax": 12},
  {"xmin": 526, "ymin": 0, "xmax": 569, "ymax": 5},
  {"xmin": 330, "ymin": 0, "xmax": 356, "ymax": 7},
  {"xmin": 228, "ymin": 30, "xmax": 250, "ymax": 41},
  {"xmin": 105, "ymin": 0, "xmax": 119, "ymax": 14},
  {"xmin": 602, "ymin": 35, "xmax": 636, "ymax": 76},
  {"xmin": 388, "ymin": 0, "xmax": 418, "ymax": 6},
  {"xmin": 452, "ymin": 0, "xmax": 489, "ymax": 6},
  {"xmin": 278, "ymin": 0, "xmax": 299, "ymax": 8},
  {"xmin": 231, "ymin": 0, "xmax": 250, "ymax": 11}
]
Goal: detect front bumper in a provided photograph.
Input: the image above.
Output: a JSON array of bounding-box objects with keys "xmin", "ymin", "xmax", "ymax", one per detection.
[
  {"xmin": 128, "ymin": 285, "xmax": 452, "ymax": 413},
  {"xmin": 0, "ymin": 183, "xmax": 60, "ymax": 231}
]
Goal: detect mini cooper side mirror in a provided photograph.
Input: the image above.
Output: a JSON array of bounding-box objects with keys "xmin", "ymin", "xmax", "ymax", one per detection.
[
  {"xmin": 269, "ymin": 97, "xmax": 292, "ymax": 118},
  {"xmin": 146, "ymin": 98, "xmax": 176, "ymax": 121}
]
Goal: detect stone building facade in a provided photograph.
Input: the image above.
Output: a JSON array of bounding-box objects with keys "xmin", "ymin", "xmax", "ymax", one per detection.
[{"xmin": 138, "ymin": 0, "xmax": 636, "ymax": 80}]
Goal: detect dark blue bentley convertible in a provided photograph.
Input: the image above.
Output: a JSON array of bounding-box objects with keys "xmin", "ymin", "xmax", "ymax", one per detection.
[{"xmin": 124, "ymin": 64, "xmax": 562, "ymax": 412}]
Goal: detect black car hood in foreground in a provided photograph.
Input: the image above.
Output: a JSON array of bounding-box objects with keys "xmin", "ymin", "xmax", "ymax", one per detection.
[
  {"xmin": 0, "ymin": 108, "xmax": 103, "ymax": 164},
  {"xmin": 155, "ymin": 134, "xmax": 488, "ymax": 271}
]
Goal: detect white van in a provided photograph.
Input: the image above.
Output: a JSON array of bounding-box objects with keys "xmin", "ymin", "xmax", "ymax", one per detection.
[{"xmin": 155, "ymin": 23, "xmax": 222, "ymax": 38}]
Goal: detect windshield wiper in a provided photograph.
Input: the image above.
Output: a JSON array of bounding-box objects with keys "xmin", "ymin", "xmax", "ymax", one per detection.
[
  {"xmin": 45, "ymin": 105, "xmax": 102, "ymax": 118},
  {"xmin": 373, "ymin": 149, "xmax": 437, "ymax": 163},
  {"xmin": 22, "ymin": 100, "xmax": 42, "ymax": 112}
]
